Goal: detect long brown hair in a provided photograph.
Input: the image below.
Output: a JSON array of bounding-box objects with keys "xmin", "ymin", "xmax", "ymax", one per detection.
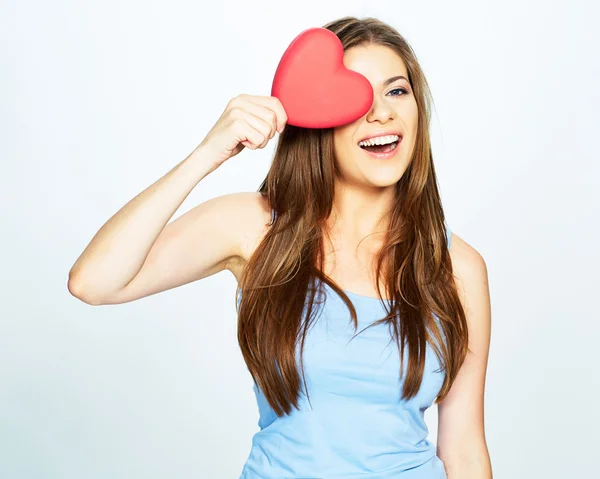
[{"xmin": 236, "ymin": 16, "xmax": 469, "ymax": 417}]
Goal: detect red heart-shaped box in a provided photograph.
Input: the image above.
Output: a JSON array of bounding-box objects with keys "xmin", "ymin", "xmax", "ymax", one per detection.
[{"xmin": 271, "ymin": 27, "xmax": 374, "ymax": 129}]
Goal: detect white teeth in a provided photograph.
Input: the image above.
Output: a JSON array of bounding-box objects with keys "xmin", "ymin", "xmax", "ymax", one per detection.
[{"xmin": 358, "ymin": 134, "xmax": 401, "ymax": 147}]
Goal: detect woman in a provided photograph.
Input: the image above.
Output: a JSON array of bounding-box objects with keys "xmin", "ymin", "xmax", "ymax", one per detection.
[{"xmin": 68, "ymin": 16, "xmax": 492, "ymax": 479}]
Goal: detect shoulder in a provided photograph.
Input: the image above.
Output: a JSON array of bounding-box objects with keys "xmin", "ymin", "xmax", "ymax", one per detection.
[
  {"xmin": 447, "ymin": 231, "xmax": 489, "ymax": 314},
  {"xmin": 448, "ymin": 232, "xmax": 487, "ymax": 284},
  {"xmin": 223, "ymin": 190, "xmax": 272, "ymax": 226},
  {"xmin": 450, "ymin": 233, "xmax": 489, "ymax": 314},
  {"xmin": 447, "ymin": 230, "xmax": 491, "ymax": 374},
  {"xmin": 224, "ymin": 191, "xmax": 273, "ymax": 282}
]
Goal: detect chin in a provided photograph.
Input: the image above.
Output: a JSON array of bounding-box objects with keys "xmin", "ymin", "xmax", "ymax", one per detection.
[{"xmin": 363, "ymin": 166, "xmax": 407, "ymax": 187}]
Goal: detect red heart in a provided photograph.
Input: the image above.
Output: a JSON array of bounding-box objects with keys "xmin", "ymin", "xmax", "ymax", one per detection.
[{"xmin": 271, "ymin": 28, "xmax": 374, "ymax": 129}]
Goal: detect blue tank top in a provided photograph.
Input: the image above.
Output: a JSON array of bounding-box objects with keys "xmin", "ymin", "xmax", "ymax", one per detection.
[{"xmin": 236, "ymin": 210, "xmax": 451, "ymax": 478}]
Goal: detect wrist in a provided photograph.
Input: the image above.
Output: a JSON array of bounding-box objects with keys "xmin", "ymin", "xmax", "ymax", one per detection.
[{"xmin": 188, "ymin": 142, "xmax": 221, "ymax": 172}]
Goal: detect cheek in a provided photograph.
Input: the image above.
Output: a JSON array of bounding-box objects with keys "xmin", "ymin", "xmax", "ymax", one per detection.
[
  {"xmin": 333, "ymin": 128, "xmax": 354, "ymax": 155},
  {"xmin": 407, "ymin": 101, "xmax": 419, "ymax": 126}
]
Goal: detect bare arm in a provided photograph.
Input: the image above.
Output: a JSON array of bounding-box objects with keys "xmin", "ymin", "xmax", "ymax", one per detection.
[
  {"xmin": 67, "ymin": 145, "xmax": 221, "ymax": 304},
  {"xmin": 67, "ymin": 94, "xmax": 287, "ymax": 306}
]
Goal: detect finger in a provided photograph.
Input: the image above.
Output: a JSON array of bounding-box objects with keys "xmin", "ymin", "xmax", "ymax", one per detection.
[
  {"xmin": 233, "ymin": 118, "xmax": 267, "ymax": 150},
  {"xmin": 241, "ymin": 94, "xmax": 288, "ymax": 133},
  {"xmin": 242, "ymin": 113, "xmax": 273, "ymax": 148},
  {"xmin": 233, "ymin": 100, "xmax": 279, "ymax": 141}
]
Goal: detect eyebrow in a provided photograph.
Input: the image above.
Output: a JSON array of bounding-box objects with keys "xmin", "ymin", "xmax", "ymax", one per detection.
[{"xmin": 383, "ymin": 75, "xmax": 409, "ymax": 86}]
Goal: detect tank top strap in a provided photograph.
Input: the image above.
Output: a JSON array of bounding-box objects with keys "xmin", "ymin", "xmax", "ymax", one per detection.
[{"xmin": 270, "ymin": 208, "xmax": 278, "ymax": 226}]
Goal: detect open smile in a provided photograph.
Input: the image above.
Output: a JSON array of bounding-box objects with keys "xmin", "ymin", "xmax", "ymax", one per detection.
[{"xmin": 357, "ymin": 135, "xmax": 402, "ymax": 159}]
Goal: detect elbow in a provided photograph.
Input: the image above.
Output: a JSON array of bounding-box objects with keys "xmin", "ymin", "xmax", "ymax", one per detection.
[
  {"xmin": 67, "ymin": 273, "xmax": 103, "ymax": 306},
  {"xmin": 441, "ymin": 450, "xmax": 492, "ymax": 479}
]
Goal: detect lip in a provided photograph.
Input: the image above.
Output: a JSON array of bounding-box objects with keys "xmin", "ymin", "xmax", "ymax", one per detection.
[{"xmin": 357, "ymin": 133, "xmax": 403, "ymax": 160}]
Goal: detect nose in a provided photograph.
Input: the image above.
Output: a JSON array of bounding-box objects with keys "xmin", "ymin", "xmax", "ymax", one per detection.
[{"xmin": 366, "ymin": 95, "xmax": 395, "ymax": 123}]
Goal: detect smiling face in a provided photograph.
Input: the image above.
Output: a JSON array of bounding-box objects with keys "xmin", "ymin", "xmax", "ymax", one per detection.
[{"xmin": 332, "ymin": 43, "xmax": 419, "ymax": 188}]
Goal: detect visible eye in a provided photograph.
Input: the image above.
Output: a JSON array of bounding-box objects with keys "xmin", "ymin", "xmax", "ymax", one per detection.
[{"xmin": 388, "ymin": 88, "xmax": 408, "ymax": 97}]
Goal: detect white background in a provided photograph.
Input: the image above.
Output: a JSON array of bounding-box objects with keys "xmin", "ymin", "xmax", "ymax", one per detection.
[{"xmin": 1, "ymin": 0, "xmax": 598, "ymax": 477}]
